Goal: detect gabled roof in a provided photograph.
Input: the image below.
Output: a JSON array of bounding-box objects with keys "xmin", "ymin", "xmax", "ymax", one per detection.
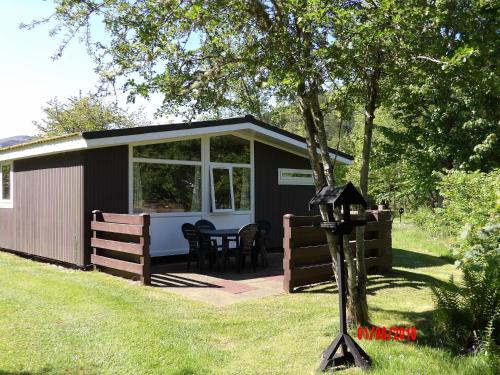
[
  {"xmin": 0, "ymin": 115, "xmax": 353, "ymax": 164},
  {"xmin": 309, "ymin": 182, "xmax": 366, "ymax": 209}
]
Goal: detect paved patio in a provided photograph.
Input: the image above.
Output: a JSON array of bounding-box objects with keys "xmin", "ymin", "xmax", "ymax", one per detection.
[{"xmin": 150, "ymin": 252, "xmax": 285, "ymax": 305}]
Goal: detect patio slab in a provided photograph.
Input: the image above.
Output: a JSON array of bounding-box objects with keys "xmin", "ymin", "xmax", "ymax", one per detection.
[{"xmin": 150, "ymin": 252, "xmax": 285, "ymax": 306}]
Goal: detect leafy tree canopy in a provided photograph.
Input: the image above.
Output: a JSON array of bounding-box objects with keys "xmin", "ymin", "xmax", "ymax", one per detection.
[{"xmin": 34, "ymin": 94, "xmax": 149, "ymax": 137}]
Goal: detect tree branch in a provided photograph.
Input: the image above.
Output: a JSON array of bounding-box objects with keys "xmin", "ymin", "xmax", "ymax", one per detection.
[{"xmin": 416, "ymin": 55, "xmax": 449, "ymax": 65}]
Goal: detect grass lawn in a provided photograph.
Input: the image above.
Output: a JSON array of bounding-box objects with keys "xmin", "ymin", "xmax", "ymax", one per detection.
[{"xmin": 0, "ymin": 221, "xmax": 496, "ymax": 374}]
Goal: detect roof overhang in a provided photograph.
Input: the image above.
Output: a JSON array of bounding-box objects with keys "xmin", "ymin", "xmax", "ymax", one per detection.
[{"xmin": 0, "ymin": 118, "xmax": 353, "ymax": 165}]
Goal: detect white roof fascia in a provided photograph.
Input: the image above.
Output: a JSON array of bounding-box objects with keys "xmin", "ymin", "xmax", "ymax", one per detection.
[
  {"xmin": 0, "ymin": 121, "xmax": 352, "ymax": 165},
  {"xmin": 0, "ymin": 136, "xmax": 87, "ymax": 162}
]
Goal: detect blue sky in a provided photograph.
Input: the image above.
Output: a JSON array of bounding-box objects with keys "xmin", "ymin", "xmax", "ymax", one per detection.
[{"xmin": 0, "ymin": 1, "xmax": 166, "ymax": 139}]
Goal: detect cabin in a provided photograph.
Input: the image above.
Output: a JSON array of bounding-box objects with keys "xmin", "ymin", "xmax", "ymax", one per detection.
[{"xmin": 0, "ymin": 115, "xmax": 353, "ymax": 267}]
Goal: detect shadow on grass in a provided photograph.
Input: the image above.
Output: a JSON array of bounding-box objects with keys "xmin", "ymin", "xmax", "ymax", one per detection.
[
  {"xmin": 366, "ymin": 268, "xmax": 450, "ymax": 294},
  {"xmin": 365, "ymin": 307, "xmax": 439, "ymax": 348},
  {"xmin": 392, "ymin": 248, "xmax": 454, "ymax": 268},
  {"xmin": 297, "ymin": 248, "xmax": 457, "ymax": 350},
  {"xmin": 0, "ymin": 367, "xmax": 53, "ymax": 375},
  {"xmin": 298, "ymin": 247, "xmax": 453, "ymax": 295},
  {"xmin": 298, "ymin": 267, "xmax": 450, "ymax": 296}
]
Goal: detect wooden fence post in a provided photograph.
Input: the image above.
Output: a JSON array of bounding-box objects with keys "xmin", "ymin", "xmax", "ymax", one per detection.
[
  {"xmin": 92, "ymin": 210, "xmax": 103, "ymax": 271},
  {"xmin": 140, "ymin": 213, "xmax": 151, "ymax": 285},
  {"xmin": 283, "ymin": 214, "xmax": 294, "ymax": 293}
]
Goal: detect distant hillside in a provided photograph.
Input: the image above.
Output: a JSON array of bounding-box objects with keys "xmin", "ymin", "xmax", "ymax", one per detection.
[{"xmin": 0, "ymin": 135, "xmax": 32, "ymax": 148}]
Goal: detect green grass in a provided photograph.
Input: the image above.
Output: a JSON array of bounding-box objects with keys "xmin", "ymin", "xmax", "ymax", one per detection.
[{"xmin": 0, "ymin": 222, "xmax": 496, "ymax": 374}]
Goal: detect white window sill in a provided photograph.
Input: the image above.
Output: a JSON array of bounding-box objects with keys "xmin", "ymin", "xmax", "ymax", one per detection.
[
  {"xmin": 133, "ymin": 211, "xmax": 202, "ymax": 218},
  {"xmin": 209, "ymin": 211, "xmax": 252, "ymax": 216},
  {"xmin": 0, "ymin": 201, "xmax": 13, "ymax": 208}
]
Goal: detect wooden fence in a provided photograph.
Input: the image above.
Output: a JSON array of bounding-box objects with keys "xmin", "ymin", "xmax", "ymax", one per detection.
[
  {"xmin": 283, "ymin": 209, "xmax": 392, "ymax": 293},
  {"xmin": 91, "ymin": 210, "xmax": 151, "ymax": 285}
]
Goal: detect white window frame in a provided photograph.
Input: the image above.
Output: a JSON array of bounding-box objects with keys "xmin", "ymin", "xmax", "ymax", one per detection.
[
  {"xmin": 130, "ymin": 137, "xmax": 203, "ymax": 217},
  {"xmin": 128, "ymin": 132, "xmax": 255, "ymax": 219},
  {"xmin": 278, "ymin": 168, "xmax": 314, "ymax": 186},
  {"xmin": 210, "ymin": 165, "xmax": 234, "ymax": 213},
  {"xmin": 0, "ymin": 161, "xmax": 13, "ymax": 208}
]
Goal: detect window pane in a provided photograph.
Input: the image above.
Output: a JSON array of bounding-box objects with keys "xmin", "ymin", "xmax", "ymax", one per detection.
[
  {"xmin": 233, "ymin": 168, "xmax": 251, "ymax": 211},
  {"xmin": 133, "ymin": 163, "xmax": 201, "ymax": 213},
  {"xmin": 133, "ymin": 139, "xmax": 201, "ymax": 161},
  {"xmin": 2, "ymin": 165, "xmax": 10, "ymax": 200},
  {"xmin": 210, "ymin": 135, "xmax": 250, "ymax": 164},
  {"xmin": 212, "ymin": 168, "xmax": 232, "ymax": 210}
]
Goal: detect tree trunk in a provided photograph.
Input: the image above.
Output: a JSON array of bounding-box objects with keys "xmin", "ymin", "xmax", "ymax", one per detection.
[
  {"xmin": 297, "ymin": 84, "xmax": 339, "ymax": 284},
  {"xmin": 309, "ymin": 84, "xmax": 362, "ymax": 326},
  {"xmin": 355, "ymin": 67, "xmax": 381, "ymax": 326}
]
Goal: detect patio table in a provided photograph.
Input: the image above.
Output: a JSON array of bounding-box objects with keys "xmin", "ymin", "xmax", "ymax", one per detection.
[{"xmin": 199, "ymin": 228, "xmax": 239, "ymax": 271}]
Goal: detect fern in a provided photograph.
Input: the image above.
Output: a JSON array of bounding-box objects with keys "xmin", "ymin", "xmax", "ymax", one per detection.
[{"xmin": 431, "ymin": 263, "xmax": 500, "ymax": 354}]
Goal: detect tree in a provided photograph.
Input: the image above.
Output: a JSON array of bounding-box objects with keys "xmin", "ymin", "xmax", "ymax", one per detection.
[
  {"xmin": 374, "ymin": 0, "xmax": 499, "ymax": 208},
  {"xmin": 326, "ymin": 0, "xmax": 431, "ymax": 323},
  {"xmin": 34, "ymin": 94, "xmax": 149, "ymax": 137},
  {"xmin": 30, "ymin": 0, "xmax": 376, "ymax": 324}
]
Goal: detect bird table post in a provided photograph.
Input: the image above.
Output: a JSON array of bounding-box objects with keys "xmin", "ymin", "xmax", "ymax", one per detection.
[
  {"xmin": 399, "ymin": 207, "xmax": 404, "ymax": 224},
  {"xmin": 309, "ymin": 182, "xmax": 371, "ymax": 372}
]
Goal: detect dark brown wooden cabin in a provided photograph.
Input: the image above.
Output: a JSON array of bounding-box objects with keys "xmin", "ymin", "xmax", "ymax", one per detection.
[{"xmin": 0, "ymin": 115, "xmax": 353, "ymax": 267}]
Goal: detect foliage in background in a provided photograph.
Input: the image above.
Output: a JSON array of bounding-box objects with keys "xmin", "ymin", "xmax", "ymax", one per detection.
[
  {"xmin": 412, "ymin": 169, "xmax": 499, "ymax": 237},
  {"xmin": 383, "ymin": 0, "xmax": 499, "ymax": 207},
  {"xmin": 437, "ymin": 170, "xmax": 499, "ymax": 235},
  {"xmin": 34, "ymin": 94, "xmax": 149, "ymax": 137}
]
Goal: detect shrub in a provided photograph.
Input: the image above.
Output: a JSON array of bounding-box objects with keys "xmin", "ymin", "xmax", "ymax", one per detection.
[
  {"xmin": 437, "ymin": 169, "xmax": 499, "ymax": 235},
  {"xmin": 412, "ymin": 169, "xmax": 499, "ymax": 239},
  {"xmin": 459, "ymin": 218, "xmax": 500, "ymax": 269},
  {"xmin": 432, "ymin": 263, "xmax": 499, "ymax": 355}
]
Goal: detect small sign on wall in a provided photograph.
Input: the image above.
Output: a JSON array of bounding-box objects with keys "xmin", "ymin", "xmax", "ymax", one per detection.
[{"xmin": 278, "ymin": 168, "xmax": 314, "ymax": 185}]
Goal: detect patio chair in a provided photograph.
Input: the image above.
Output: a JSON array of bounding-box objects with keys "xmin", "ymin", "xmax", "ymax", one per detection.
[
  {"xmin": 255, "ymin": 219, "xmax": 272, "ymax": 268},
  {"xmin": 235, "ymin": 223, "xmax": 258, "ymax": 273},
  {"xmin": 181, "ymin": 223, "xmax": 216, "ymax": 272},
  {"xmin": 194, "ymin": 219, "xmax": 220, "ymax": 249}
]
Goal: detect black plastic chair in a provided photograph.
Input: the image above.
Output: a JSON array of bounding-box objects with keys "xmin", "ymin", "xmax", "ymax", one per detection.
[
  {"xmin": 236, "ymin": 224, "xmax": 258, "ymax": 272},
  {"xmin": 256, "ymin": 220, "xmax": 271, "ymax": 267},
  {"xmin": 195, "ymin": 219, "xmax": 220, "ymax": 250},
  {"xmin": 195, "ymin": 219, "xmax": 216, "ymax": 231},
  {"xmin": 181, "ymin": 223, "xmax": 215, "ymax": 272}
]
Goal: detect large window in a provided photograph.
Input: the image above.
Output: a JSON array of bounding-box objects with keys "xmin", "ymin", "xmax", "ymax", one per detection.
[
  {"xmin": 132, "ymin": 139, "xmax": 202, "ymax": 213},
  {"xmin": 132, "ymin": 135, "xmax": 252, "ymax": 214},
  {"xmin": 0, "ymin": 162, "xmax": 12, "ymax": 206},
  {"xmin": 209, "ymin": 135, "xmax": 251, "ymax": 212},
  {"xmin": 210, "ymin": 135, "xmax": 250, "ymax": 164},
  {"xmin": 133, "ymin": 139, "xmax": 201, "ymax": 161}
]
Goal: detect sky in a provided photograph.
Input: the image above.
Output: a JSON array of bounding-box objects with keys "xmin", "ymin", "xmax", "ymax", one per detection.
[{"xmin": 0, "ymin": 1, "xmax": 167, "ymax": 139}]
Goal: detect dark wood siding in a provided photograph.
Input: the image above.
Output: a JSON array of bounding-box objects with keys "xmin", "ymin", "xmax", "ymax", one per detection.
[
  {"xmin": 254, "ymin": 141, "xmax": 317, "ymax": 248},
  {"xmin": 0, "ymin": 152, "xmax": 85, "ymax": 265},
  {"xmin": 83, "ymin": 146, "xmax": 129, "ymax": 264}
]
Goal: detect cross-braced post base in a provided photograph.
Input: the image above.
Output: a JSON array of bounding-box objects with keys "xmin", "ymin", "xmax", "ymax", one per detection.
[{"xmin": 319, "ymin": 333, "xmax": 371, "ymax": 372}]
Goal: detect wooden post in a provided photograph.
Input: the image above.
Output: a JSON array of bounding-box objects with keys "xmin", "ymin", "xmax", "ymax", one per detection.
[
  {"xmin": 283, "ymin": 214, "xmax": 294, "ymax": 293},
  {"xmin": 92, "ymin": 210, "xmax": 103, "ymax": 271},
  {"xmin": 140, "ymin": 213, "xmax": 151, "ymax": 285}
]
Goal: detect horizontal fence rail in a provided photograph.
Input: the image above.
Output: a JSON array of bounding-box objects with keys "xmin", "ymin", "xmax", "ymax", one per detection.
[
  {"xmin": 283, "ymin": 209, "xmax": 392, "ymax": 293},
  {"xmin": 91, "ymin": 210, "xmax": 151, "ymax": 285}
]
